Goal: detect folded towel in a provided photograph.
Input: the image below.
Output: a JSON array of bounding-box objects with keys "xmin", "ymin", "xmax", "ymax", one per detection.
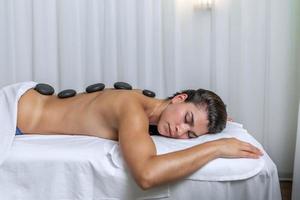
[{"xmin": 109, "ymin": 122, "xmax": 265, "ymax": 181}]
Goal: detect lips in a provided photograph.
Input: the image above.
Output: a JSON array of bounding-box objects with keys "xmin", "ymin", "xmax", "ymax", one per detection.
[{"xmin": 168, "ymin": 123, "xmax": 172, "ymax": 137}]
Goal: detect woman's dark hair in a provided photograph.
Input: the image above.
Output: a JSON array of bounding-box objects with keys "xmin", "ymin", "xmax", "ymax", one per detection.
[{"xmin": 167, "ymin": 89, "xmax": 227, "ymax": 134}]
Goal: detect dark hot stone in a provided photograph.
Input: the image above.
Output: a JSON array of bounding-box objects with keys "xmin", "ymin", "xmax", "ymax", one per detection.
[
  {"xmin": 113, "ymin": 82, "xmax": 132, "ymax": 90},
  {"xmin": 142, "ymin": 89, "xmax": 156, "ymax": 98},
  {"xmin": 57, "ymin": 89, "xmax": 77, "ymax": 98},
  {"xmin": 34, "ymin": 83, "xmax": 55, "ymax": 95},
  {"xmin": 86, "ymin": 83, "xmax": 105, "ymax": 93}
]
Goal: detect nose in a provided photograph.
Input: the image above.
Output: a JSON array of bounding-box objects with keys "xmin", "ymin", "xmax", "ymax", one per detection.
[{"xmin": 175, "ymin": 123, "xmax": 190, "ymax": 137}]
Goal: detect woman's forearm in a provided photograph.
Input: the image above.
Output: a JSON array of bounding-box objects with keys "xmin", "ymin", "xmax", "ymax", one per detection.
[
  {"xmin": 139, "ymin": 140, "xmax": 220, "ymax": 189},
  {"xmin": 138, "ymin": 138, "xmax": 262, "ymax": 189}
]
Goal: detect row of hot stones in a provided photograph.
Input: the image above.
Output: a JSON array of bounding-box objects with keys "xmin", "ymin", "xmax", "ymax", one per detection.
[{"xmin": 34, "ymin": 82, "xmax": 156, "ymax": 98}]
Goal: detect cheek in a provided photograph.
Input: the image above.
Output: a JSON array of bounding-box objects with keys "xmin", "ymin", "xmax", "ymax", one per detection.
[
  {"xmin": 173, "ymin": 109, "xmax": 185, "ymax": 124},
  {"xmin": 157, "ymin": 108, "xmax": 174, "ymax": 135},
  {"xmin": 156, "ymin": 120, "xmax": 164, "ymax": 135},
  {"xmin": 157, "ymin": 105, "xmax": 185, "ymax": 134},
  {"xmin": 168, "ymin": 106, "xmax": 184, "ymax": 121},
  {"xmin": 159, "ymin": 108, "xmax": 173, "ymax": 122}
]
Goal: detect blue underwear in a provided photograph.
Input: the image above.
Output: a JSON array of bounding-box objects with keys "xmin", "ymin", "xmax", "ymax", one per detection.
[{"xmin": 15, "ymin": 127, "xmax": 23, "ymax": 135}]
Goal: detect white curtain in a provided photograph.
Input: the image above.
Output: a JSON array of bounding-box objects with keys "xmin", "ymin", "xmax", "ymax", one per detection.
[
  {"xmin": 0, "ymin": 0, "xmax": 299, "ymax": 179},
  {"xmin": 209, "ymin": 0, "xmax": 299, "ymax": 179}
]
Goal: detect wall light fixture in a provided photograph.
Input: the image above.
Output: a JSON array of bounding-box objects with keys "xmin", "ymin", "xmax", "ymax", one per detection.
[{"xmin": 194, "ymin": 0, "xmax": 215, "ymax": 10}]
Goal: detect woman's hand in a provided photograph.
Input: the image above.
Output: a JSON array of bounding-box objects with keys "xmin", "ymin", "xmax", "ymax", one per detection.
[{"xmin": 213, "ymin": 138, "xmax": 263, "ymax": 159}]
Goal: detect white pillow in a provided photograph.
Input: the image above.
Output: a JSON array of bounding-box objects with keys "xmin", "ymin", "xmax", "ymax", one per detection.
[{"xmin": 108, "ymin": 122, "xmax": 265, "ymax": 181}]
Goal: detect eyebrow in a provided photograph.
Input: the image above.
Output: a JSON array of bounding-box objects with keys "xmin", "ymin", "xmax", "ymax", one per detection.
[
  {"xmin": 187, "ymin": 112, "xmax": 198, "ymax": 137},
  {"xmin": 190, "ymin": 112, "xmax": 204, "ymax": 137},
  {"xmin": 191, "ymin": 112, "xmax": 194, "ymax": 126}
]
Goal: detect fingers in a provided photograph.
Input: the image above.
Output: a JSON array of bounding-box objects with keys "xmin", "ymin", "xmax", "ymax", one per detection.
[
  {"xmin": 243, "ymin": 142, "xmax": 261, "ymax": 153},
  {"xmin": 240, "ymin": 151, "xmax": 261, "ymax": 159},
  {"xmin": 227, "ymin": 117, "xmax": 234, "ymax": 122},
  {"xmin": 240, "ymin": 142, "xmax": 263, "ymax": 158},
  {"xmin": 217, "ymin": 137, "xmax": 264, "ymax": 159}
]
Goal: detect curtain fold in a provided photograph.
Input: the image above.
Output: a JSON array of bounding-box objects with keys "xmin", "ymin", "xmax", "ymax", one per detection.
[{"xmin": 0, "ymin": 0, "xmax": 299, "ymax": 178}]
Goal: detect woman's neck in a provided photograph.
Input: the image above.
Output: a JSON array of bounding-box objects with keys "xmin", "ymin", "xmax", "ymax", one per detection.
[{"xmin": 147, "ymin": 99, "xmax": 170, "ymax": 125}]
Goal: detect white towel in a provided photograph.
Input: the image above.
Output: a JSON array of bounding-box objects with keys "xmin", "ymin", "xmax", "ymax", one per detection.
[
  {"xmin": 109, "ymin": 122, "xmax": 265, "ymax": 181},
  {"xmin": 0, "ymin": 81, "xmax": 37, "ymax": 166}
]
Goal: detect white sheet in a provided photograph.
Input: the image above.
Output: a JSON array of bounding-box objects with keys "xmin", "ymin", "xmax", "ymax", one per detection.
[
  {"xmin": 0, "ymin": 134, "xmax": 281, "ymax": 200},
  {"xmin": 0, "ymin": 82, "xmax": 281, "ymax": 200},
  {"xmin": 0, "ymin": 135, "xmax": 169, "ymax": 200},
  {"xmin": 0, "ymin": 81, "xmax": 37, "ymax": 166},
  {"xmin": 167, "ymin": 151, "xmax": 281, "ymax": 200}
]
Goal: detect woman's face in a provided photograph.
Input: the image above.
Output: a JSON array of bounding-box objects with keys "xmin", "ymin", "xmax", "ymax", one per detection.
[{"xmin": 157, "ymin": 94, "xmax": 209, "ymax": 139}]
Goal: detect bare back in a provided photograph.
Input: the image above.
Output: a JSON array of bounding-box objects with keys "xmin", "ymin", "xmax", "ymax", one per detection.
[{"xmin": 17, "ymin": 88, "xmax": 149, "ymax": 140}]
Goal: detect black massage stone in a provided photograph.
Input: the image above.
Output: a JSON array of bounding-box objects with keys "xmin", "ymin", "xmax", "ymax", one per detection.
[
  {"xmin": 114, "ymin": 82, "xmax": 132, "ymax": 90},
  {"xmin": 57, "ymin": 89, "xmax": 77, "ymax": 98},
  {"xmin": 143, "ymin": 89, "xmax": 156, "ymax": 98},
  {"xmin": 86, "ymin": 83, "xmax": 105, "ymax": 93},
  {"xmin": 34, "ymin": 83, "xmax": 55, "ymax": 95}
]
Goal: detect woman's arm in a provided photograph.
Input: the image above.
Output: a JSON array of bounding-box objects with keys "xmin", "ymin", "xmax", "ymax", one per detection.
[{"xmin": 118, "ymin": 101, "xmax": 262, "ymax": 190}]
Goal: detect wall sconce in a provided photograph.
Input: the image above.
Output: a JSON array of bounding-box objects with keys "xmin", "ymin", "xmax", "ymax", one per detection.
[{"xmin": 194, "ymin": 0, "xmax": 215, "ymax": 10}]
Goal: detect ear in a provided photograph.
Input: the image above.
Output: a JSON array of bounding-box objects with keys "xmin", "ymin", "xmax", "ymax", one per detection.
[{"xmin": 171, "ymin": 93, "xmax": 188, "ymax": 104}]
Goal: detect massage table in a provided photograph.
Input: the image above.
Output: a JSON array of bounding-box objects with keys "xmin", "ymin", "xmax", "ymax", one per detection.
[{"xmin": 0, "ymin": 82, "xmax": 282, "ymax": 200}]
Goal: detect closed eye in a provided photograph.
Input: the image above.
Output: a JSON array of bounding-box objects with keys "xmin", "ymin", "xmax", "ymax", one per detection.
[{"xmin": 187, "ymin": 131, "xmax": 198, "ymax": 139}]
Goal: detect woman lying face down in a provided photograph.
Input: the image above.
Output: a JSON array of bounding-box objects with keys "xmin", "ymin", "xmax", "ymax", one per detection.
[{"xmin": 17, "ymin": 86, "xmax": 262, "ymax": 190}]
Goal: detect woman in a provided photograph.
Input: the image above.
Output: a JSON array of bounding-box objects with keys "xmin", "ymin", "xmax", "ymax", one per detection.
[{"xmin": 16, "ymin": 86, "xmax": 263, "ymax": 189}]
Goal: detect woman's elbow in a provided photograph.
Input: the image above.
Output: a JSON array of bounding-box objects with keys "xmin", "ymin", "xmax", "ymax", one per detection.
[
  {"xmin": 138, "ymin": 179, "xmax": 153, "ymax": 190},
  {"xmin": 136, "ymin": 171, "xmax": 156, "ymax": 190}
]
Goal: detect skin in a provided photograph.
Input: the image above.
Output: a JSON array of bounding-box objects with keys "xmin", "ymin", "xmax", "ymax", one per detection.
[{"xmin": 17, "ymin": 88, "xmax": 263, "ymax": 190}]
